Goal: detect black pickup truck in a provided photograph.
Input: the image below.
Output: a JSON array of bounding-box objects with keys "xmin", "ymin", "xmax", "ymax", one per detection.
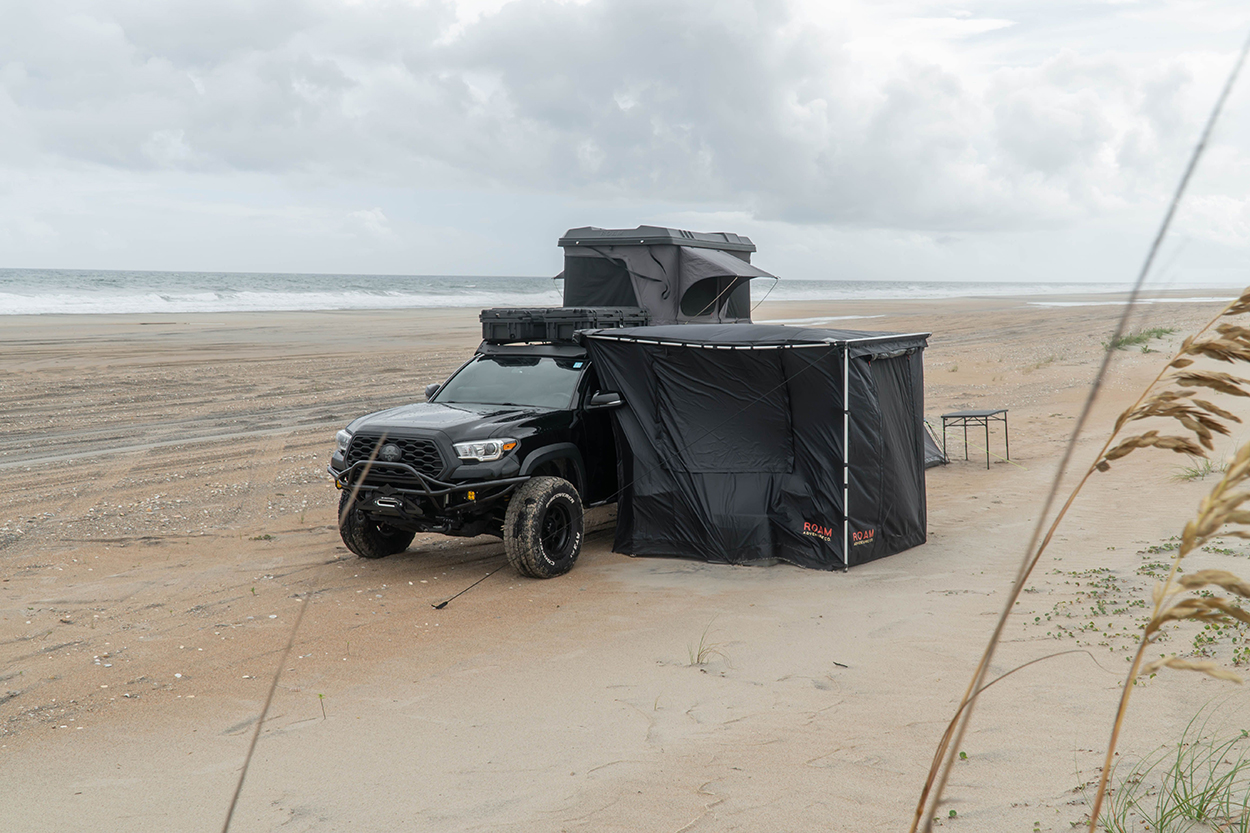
[
  {"xmin": 328, "ymin": 310, "xmax": 633, "ymax": 578},
  {"xmin": 330, "ymin": 225, "xmax": 776, "ymax": 578}
]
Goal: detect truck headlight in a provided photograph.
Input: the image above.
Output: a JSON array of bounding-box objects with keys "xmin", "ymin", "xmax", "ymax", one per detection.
[
  {"xmin": 335, "ymin": 429, "xmax": 353, "ymax": 454},
  {"xmin": 453, "ymin": 438, "xmax": 517, "ymax": 462}
]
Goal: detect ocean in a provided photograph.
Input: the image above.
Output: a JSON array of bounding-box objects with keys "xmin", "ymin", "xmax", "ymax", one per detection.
[{"xmin": 0, "ymin": 268, "xmax": 1152, "ymax": 316}]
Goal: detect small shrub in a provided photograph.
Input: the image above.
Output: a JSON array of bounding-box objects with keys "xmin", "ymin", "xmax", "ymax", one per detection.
[
  {"xmin": 687, "ymin": 620, "xmax": 728, "ymax": 666},
  {"xmin": 1174, "ymin": 456, "xmax": 1228, "ymax": 482},
  {"xmin": 1103, "ymin": 327, "xmax": 1176, "ymax": 351}
]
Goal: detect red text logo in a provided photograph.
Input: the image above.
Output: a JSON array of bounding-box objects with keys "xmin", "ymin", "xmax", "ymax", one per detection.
[{"xmin": 802, "ymin": 521, "xmax": 833, "ymax": 542}]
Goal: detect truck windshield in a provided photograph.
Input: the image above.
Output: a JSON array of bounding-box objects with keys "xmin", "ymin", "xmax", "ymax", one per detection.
[{"xmin": 434, "ymin": 356, "xmax": 584, "ymax": 409}]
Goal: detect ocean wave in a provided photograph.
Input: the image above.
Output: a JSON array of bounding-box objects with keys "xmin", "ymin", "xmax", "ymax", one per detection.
[
  {"xmin": 758, "ymin": 280, "xmax": 1134, "ymax": 302},
  {"xmin": 1027, "ymin": 297, "xmax": 1232, "ymax": 308},
  {"xmin": 0, "ymin": 288, "xmax": 566, "ymax": 315},
  {"xmin": 0, "ymin": 267, "xmax": 1194, "ymax": 315}
]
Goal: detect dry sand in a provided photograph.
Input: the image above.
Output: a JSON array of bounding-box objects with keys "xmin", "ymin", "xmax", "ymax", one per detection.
[{"xmin": 4, "ymin": 293, "xmax": 1250, "ymax": 831}]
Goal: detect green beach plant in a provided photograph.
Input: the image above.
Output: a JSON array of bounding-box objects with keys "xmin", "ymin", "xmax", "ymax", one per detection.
[
  {"xmin": 1103, "ymin": 327, "xmax": 1176, "ymax": 351},
  {"xmin": 1174, "ymin": 455, "xmax": 1229, "ymax": 482},
  {"xmin": 687, "ymin": 619, "xmax": 728, "ymax": 667},
  {"xmin": 1100, "ymin": 708, "xmax": 1250, "ymax": 833}
]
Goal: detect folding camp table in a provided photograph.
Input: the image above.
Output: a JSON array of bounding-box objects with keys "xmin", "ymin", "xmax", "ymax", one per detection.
[{"xmin": 941, "ymin": 409, "xmax": 1009, "ymax": 470}]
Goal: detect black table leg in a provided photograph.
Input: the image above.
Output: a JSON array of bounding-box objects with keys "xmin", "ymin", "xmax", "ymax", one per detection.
[{"xmin": 984, "ymin": 420, "xmax": 990, "ymax": 469}]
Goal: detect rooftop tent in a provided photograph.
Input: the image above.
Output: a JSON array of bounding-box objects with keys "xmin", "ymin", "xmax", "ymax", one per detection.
[
  {"xmin": 578, "ymin": 324, "xmax": 930, "ymax": 570},
  {"xmin": 558, "ymin": 226, "xmax": 778, "ymax": 325}
]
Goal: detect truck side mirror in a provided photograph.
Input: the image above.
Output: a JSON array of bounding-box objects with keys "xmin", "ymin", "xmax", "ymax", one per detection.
[
  {"xmin": 424, "ymin": 383, "xmax": 440, "ymax": 400},
  {"xmin": 587, "ymin": 391, "xmax": 623, "ymax": 410}
]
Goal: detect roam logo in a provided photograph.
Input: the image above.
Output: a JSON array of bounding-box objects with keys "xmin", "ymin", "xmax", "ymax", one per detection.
[
  {"xmin": 852, "ymin": 528, "xmax": 876, "ymax": 546},
  {"xmin": 802, "ymin": 521, "xmax": 833, "ymax": 542}
]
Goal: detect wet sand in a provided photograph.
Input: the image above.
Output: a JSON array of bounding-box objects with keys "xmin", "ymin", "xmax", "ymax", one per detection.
[{"xmin": 3, "ymin": 292, "xmax": 1249, "ymax": 831}]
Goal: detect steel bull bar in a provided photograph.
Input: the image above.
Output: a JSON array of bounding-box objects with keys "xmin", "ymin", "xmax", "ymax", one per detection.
[{"xmin": 328, "ymin": 460, "xmax": 532, "ymax": 515}]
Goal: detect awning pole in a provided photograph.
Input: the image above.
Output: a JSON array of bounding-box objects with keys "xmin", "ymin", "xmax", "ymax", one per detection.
[{"xmin": 842, "ymin": 346, "xmax": 850, "ymax": 571}]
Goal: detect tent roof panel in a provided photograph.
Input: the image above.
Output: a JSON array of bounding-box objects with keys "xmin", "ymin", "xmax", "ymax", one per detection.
[
  {"xmin": 559, "ymin": 225, "xmax": 756, "ymax": 253},
  {"xmin": 578, "ymin": 323, "xmax": 930, "ymax": 351}
]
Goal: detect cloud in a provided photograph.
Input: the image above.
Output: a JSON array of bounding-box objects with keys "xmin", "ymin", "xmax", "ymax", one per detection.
[
  {"xmin": 141, "ymin": 128, "xmax": 198, "ymax": 167},
  {"xmin": 1179, "ymin": 195, "xmax": 1250, "ymax": 247},
  {"xmin": 347, "ymin": 207, "xmax": 394, "ymax": 237},
  {"xmin": 1, "ymin": 0, "xmax": 1248, "ymax": 276}
]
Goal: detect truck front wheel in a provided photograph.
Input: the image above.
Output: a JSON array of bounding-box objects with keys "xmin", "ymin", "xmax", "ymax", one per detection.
[
  {"xmin": 338, "ymin": 490, "xmax": 416, "ymax": 559},
  {"xmin": 504, "ymin": 476, "xmax": 583, "ymax": 578}
]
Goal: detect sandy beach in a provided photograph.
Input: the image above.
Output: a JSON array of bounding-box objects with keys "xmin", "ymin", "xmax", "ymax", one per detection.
[{"xmin": 5, "ymin": 292, "xmax": 1250, "ymax": 832}]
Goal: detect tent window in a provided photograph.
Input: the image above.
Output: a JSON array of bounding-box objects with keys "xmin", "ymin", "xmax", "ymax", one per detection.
[
  {"xmin": 562, "ymin": 255, "xmax": 639, "ymax": 307},
  {"xmin": 680, "ymin": 277, "xmax": 751, "ymax": 318},
  {"xmin": 724, "ymin": 281, "xmax": 751, "ymax": 318}
]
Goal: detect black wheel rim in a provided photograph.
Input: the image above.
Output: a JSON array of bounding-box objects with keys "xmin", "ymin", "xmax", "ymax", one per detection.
[{"xmin": 540, "ymin": 500, "xmax": 573, "ymax": 558}]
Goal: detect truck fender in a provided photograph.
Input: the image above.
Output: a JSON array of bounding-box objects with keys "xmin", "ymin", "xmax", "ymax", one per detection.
[{"xmin": 519, "ymin": 443, "xmax": 587, "ymax": 495}]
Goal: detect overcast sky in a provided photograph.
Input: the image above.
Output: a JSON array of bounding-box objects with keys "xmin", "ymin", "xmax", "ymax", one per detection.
[{"xmin": 2, "ymin": 0, "xmax": 1248, "ymax": 283}]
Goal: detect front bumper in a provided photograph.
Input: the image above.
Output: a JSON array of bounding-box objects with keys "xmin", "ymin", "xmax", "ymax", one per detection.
[{"xmin": 328, "ymin": 459, "xmax": 531, "ymax": 528}]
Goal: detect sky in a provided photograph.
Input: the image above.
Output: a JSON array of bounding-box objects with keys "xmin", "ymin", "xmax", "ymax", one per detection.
[{"xmin": 1, "ymin": 0, "xmax": 1249, "ymax": 284}]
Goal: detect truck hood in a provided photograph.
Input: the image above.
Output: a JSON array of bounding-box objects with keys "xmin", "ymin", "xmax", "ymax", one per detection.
[{"xmin": 346, "ymin": 401, "xmax": 550, "ymax": 437}]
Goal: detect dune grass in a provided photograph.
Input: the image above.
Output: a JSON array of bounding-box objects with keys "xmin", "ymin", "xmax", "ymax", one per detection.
[
  {"xmin": 687, "ymin": 619, "xmax": 728, "ymax": 667},
  {"xmin": 1103, "ymin": 327, "xmax": 1176, "ymax": 351},
  {"xmin": 1100, "ymin": 709, "xmax": 1250, "ymax": 833},
  {"xmin": 1174, "ymin": 455, "xmax": 1230, "ymax": 482}
]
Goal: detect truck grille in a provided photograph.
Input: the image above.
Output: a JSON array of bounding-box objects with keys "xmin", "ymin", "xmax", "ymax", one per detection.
[{"xmin": 345, "ymin": 434, "xmax": 444, "ymax": 480}]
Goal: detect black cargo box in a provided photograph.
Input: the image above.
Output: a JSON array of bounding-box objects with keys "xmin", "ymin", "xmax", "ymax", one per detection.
[{"xmin": 480, "ymin": 307, "xmax": 650, "ymax": 344}]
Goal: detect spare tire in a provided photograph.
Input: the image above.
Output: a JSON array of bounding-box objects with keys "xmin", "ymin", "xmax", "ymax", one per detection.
[{"xmin": 504, "ymin": 476, "xmax": 583, "ymax": 578}]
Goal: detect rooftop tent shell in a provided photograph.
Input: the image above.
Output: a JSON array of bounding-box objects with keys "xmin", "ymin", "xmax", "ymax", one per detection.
[
  {"xmin": 558, "ymin": 226, "xmax": 778, "ymax": 325},
  {"xmin": 578, "ymin": 324, "xmax": 931, "ymax": 569}
]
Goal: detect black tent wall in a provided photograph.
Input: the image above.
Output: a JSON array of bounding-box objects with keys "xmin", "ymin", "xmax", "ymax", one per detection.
[
  {"xmin": 580, "ymin": 325, "xmax": 929, "ymax": 570},
  {"xmin": 848, "ymin": 348, "xmax": 928, "ymax": 563}
]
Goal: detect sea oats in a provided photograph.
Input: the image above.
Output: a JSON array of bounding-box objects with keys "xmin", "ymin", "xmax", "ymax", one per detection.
[
  {"xmin": 1192, "ymin": 399, "xmax": 1240, "ymax": 422},
  {"xmin": 1169, "ymin": 369, "xmax": 1250, "ymax": 397},
  {"xmin": 1223, "ymin": 292, "xmax": 1250, "ymax": 317},
  {"xmin": 1179, "ymin": 569, "xmax": 1250, "ymax": 597},
  {"xmin": 1139, "ymin": 656, "xmax": 1243, "ymax": 683}
]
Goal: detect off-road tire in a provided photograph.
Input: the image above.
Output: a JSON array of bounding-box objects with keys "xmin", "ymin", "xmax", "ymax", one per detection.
[
  {"xmin": 504, "ymin": 476, "xmax": 583, "ymax": 579},
  {"xmin": 337, "ymin": 489, "xmax": 415, "ymax": 559}
]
